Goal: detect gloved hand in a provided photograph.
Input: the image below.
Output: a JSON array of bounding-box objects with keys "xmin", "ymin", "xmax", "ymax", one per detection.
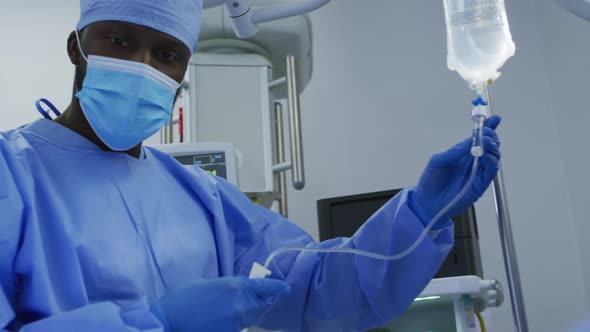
[
  {"xmin": 150, "ymin": 277, "xmax": 291, "ymax": 332},
  {"xmin": 409, "ymin": 115, "xmax": 502, "ymax": 225}
]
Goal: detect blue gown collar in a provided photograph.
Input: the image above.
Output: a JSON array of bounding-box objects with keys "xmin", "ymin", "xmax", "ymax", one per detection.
[
  {"xmin": 24, "ymin": 119, "xmax": 148, "ymax": 160},
  {"xmin": 24, "ymin": 119, "xmax": 104, "ymax": 152}
]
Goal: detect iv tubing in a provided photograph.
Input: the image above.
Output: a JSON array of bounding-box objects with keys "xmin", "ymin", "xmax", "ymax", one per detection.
[{"xmin": 263, "ymin": 121, "xmax": 485, "ymax": 269}]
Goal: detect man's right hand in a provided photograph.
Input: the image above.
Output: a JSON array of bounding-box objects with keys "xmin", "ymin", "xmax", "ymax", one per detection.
[{"xmin": 151, "ymin": 277, "xmax": 291, "ymax": 332}]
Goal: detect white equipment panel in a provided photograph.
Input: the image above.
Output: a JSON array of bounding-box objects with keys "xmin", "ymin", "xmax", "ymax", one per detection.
[{"xmin": 188, "ymin": 53, "xmax": 274, "ymax": 194}]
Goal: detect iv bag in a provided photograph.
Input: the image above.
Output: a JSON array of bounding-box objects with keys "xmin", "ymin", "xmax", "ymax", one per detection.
[{"xmin": 443, "ymin": 0, "xmax": 516, "ymax": 88}]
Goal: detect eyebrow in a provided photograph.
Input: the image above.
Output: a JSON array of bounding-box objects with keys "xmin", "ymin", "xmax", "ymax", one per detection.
[{"xmin": 156, "ymin": 39, "xmax": 188, "ymax": 52}]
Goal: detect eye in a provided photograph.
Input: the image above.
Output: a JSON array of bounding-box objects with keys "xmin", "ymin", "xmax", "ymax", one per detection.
[
  {"xmin": 109, "ymin": 36, "xmax": 129, "ymax": 48},
  {"xmin": 158, "ymin": 50, "xmax": 179, "ymax": 63}
]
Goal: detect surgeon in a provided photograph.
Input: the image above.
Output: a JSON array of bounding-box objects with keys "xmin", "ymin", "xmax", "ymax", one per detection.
[{"xmin": 0, "ymin": 1, "xmax": 502, "ymax": 331}]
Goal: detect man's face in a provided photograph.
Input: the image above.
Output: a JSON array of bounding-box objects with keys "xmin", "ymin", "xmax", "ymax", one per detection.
[{"xmin": 69, "ymin": 20, "xmax": 191, "ymax": 90}]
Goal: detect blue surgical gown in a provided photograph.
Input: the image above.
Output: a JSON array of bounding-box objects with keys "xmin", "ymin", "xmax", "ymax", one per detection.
[{"xmin": 0, "ymin": 119, "xmax": 454, "ymax": 332}]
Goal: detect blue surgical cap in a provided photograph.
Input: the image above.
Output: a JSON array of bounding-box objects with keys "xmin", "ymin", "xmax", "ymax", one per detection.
[{"xmin": 77, "ymin": 0, "xmax": 203, "ymax": 53}]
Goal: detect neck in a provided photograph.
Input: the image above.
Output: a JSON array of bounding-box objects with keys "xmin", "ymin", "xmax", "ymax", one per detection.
[{"xmin": 54, "ymin": 95, "xmax": 143, "ymax": 159}]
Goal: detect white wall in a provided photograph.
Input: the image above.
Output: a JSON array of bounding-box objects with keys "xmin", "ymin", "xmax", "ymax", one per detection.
[
  {"xmin": 0, "ymin": 1, "xmax": 79, "ymax": 130},
  {"xmin": 1, "ymin": 1, "xmax": 589, "ymax": 331},
  {"xmin": 538, "ymin": 0, "xmax": 590, "ymax": 309}
]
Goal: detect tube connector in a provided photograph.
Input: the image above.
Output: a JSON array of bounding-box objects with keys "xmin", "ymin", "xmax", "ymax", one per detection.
[
  {"xmin": 471, "ymin": 104, "xmax": 491, "ymax": 120},
  {"xmin": 249, "ymin": 262, "xmax": 272, "ymax": 279},
  {"xmin": 470, "ymin": 105, "xmax": 489, "ymax": 157},
  {"xmin": 471, "ymin": 95, "xmax": 489, "ymax": 107}
]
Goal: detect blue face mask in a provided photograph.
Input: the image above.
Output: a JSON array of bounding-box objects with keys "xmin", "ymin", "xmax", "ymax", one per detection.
[{"xmin": 75, "ymin": 31, "xmax": 181, "ymax": 151}]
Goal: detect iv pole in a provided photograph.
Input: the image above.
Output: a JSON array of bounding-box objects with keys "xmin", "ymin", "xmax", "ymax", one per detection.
[{"xmin": 484, "ymin": 85, "xmax": 530, "ymax": 332}]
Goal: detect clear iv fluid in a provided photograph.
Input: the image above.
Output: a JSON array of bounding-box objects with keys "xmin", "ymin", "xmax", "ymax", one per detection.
[{"xmin": 443, "ymin": 0, "xmax": 516, "ymax": 87}]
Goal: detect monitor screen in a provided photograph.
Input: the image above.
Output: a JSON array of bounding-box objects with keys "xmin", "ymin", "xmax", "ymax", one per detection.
[
  {"xmin": 152, "ymin": 143, "xmax": 238, "ymax": 185},
  {"xmin": 324, "ymin": 195, "xmax": 395, "ymax": 240},
  {"xmin": 176, "ymin": 152, "xmax": 228, "ymax": 180}
]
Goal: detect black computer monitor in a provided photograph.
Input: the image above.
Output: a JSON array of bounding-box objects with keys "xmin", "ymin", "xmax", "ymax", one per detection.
[{"xmin": 317, "ymin": 189, "xmax": 483, "ymax": 278}]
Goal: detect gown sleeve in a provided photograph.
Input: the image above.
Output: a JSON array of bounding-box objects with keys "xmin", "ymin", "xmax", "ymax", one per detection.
[{"xmin": 216, "ymin": 178, "xmax": 454, "ymax": 332}]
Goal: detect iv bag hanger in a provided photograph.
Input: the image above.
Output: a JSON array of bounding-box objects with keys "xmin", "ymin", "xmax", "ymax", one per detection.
[{"xmin": 203, "ymin": 0, "xmax": 332, "ymax": 38}]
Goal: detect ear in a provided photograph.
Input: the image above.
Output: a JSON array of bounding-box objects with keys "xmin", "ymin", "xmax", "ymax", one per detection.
[{"xmin": 67, "ymin": 31, "xmax": 80, "ymax": 66}]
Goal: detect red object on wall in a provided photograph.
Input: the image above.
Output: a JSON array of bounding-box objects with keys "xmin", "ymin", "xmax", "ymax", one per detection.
[{"xmin": 179, "ymin": 107, "xmax": 184, "ymax": 143}]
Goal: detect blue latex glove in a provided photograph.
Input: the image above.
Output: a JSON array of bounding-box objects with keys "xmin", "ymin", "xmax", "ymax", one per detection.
[
  {"xmin": 151, "ymin": 277, "xmax": 291, "ymax": 332},
  {"xmin": 409, "ymin": 115, "xmax": 502, "ymax": 225}
]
